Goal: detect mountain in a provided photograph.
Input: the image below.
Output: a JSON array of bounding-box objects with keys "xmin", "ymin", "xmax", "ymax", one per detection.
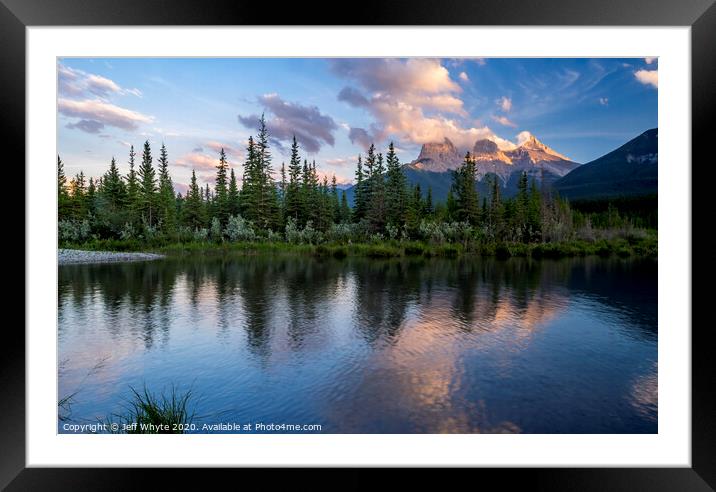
[
  {"xmin": 553, "ymin": 129, "xmax": 657, "ymax": 201},
  {"xmin": 410, "ymin": 137, "xmax": 463, "ymax": 172},
  {"xmin": 408, "ymin": 134, "xmax": 579, "ymax": 184},
  {"xmin": 341, "ymin": 134, "xmax": 581, "ymax": 205}
]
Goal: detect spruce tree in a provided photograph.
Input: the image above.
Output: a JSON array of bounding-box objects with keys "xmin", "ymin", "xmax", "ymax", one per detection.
[
  {"xmin": 367, "ymin": 151, "xmax": 386, "ymax": 232},
  {"xmin": 285, "ymin": 136, "xmax": 303, "ymax": 223},
  {"xmin": 228, "ymin": 168, "xmax": 240, "ymax": 217},
  {"xmin": 102, "ymin": 156, "xmax": 126, "ymax": 212},
  {"xmin": 157, "ymin": 143, "xmax": 176, "ymax": 233},
  {"xmin": 255, "ymin": 114, "xmax": 281, "ymax": 230},
  {"xmin": 425, "ymin": 186, "xmax": 433, "ymax": 216},
  {"xmin": 125, "ymin": 145, "xmax": 140, "ymax": 224},
  {"xmin": 70, "ymin": 171, "xmax": 87, "ymax": 220},
  {"xmin": 353, "ymin": 155, "xmax": 367, "ymax": 221},
  {"xmin": 384, "ymin": 142, "xmax": 407, "ymax": 227},
  {"xmin": 240, "ymin": 136, "xmax": 258, "ymax": 220},
  {"xmin": 331, "ymin": 174, "xmax": 340, "ymax": 221},
  {"xmin": 137, "ymin": 140, "xmax": 157, "ymax": 227},
  {"xmin": 452, "ymin": 151, "xmax": 480, "ymax": 225},
  {"xmin": 58, "ymin": 155, "xmax": 71, "ymax": 221},
  {"xmin": 339, "ymin": 191, "xmax": 351, "ymax": 223},
  {"xmin": 214, "ymin": 148, "xmax": 229, "ymax": 226},
  {"xmin": 183, "ymin": 170, "xmax": 205, "ymax": 229}
]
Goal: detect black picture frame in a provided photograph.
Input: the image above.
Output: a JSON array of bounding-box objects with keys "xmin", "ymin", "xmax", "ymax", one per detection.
[{"xmin": 3, "ymin": 0, "xmax": 714, "ymax": 488}]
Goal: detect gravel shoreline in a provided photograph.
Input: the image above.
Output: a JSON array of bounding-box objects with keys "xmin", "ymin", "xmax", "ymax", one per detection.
[{"xmin": 58, "ymin": 249, "xmax": 165, "ymax": 265}]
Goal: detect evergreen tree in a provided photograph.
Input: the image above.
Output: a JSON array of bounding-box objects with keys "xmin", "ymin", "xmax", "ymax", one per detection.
[
  {"xmin": 367, "ymin": 151, "xmax": 386, "ymax": 231},
  {"xmin": 284, "ymin": 136, "xmax": 303, "ymax": 223},
  {"xmin": 331, "ymin": 175, "xmax": 340, "ymax": 221},
  {"xmin": 69, "ymin": 171, "xmax": 87, "ymax": 219},
  {"xmin": 102, "ymin": 156, "xmax": 126, "ymax": 212},
  {"xmin": 183, "ymin": 170, "xmax": 205, "ymax": 229},
  {"xmin": 451, "ymin": 152, "xmax": 480, "ymax": 225},
  {"xmin": 58, "ymin": 155, "xmax": 71, "ymax": 221},
  {"xmin": 137, "ymin": 140, "xmax": 157, "ymax": 227},
  {"xmin": 125, "ymin": 145, "xmax": 140, "ymax": 224},
  {"xmin": 214, "ymin": 148, "xmax": 230, "ymax": 226},
  {"xmin": 339, "ymin": 189, "xmax": 351, "ymax": 223},
  {"xmin": 240, "ymin": 136, "xmax": 258, "ymax": 220},
  {"xmin": 86, "ymin": 177, "xmax": 97, "ymax": 217},
  {"xmin": 515, "ymin": 171, "xmax": 530, "ymax": 241},
  {"xmin": 385, "ymin": 142, "xmax": 408, "ymax": 227},
  {"xmin": 157, "ymin": 143, "xmax": 176, "ymax": 233},
  {"xmin": 228, "ymin": 168, "xmax": 240, "ymax": 217},
  {"xmin": 445, "ymin": 188, "xmax": 457, "ymax": 222},
  {"xmin": 425, "ymin": 186, "xmax": 433, "ymax": 216},
  {"xmin": 353, "ymin": 155, "xmax": 367, "ymax": 221},
  {"xmin": 301, "ymin": 158, "xmax": 319, "ymax": 226},
  {"xmin": 527, "ymin": 177, "xmax": 542, "ymax": 241},
  {"xmin": 255, "ymin": 114, "xmax": 281, "ymax": 230},
  {"xmin": 488, "ymin": 174, "xmax": 503, "ymax": 240},
  {"xmin": 241, "ymin": 116, "xmax": 281, "ymax": 230}
]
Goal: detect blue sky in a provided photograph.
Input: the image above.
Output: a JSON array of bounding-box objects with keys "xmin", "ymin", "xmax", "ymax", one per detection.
[{"xmin": 57, "ymin": 57, "xmax": 657, "ymax": 193}]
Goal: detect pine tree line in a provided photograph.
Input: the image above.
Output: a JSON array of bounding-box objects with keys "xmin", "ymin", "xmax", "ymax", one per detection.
[{"xmin": 58, "ymin": 117, "xmax": 576, "ymax": 245}]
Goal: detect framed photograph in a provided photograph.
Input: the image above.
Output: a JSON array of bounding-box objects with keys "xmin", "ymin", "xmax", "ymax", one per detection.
[{"xmin": 5, "ymin": 0, "xmax": 715, "ymax": 487}]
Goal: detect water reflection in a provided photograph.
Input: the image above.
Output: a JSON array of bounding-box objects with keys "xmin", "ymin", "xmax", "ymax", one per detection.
[{"xmin": 58, "ymin": 256, "xmax": 657, "ymax": 433}]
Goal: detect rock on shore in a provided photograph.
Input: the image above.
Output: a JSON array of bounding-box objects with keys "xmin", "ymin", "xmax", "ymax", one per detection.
[{"xmin": 58, "ymin": 249, "xmax": 165, "ymax": 265}]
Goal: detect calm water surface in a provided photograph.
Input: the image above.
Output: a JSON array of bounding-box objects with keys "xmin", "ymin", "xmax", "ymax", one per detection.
[{"xmin": 58, "ymin": 255, "xmax": 657, "ymax": 433}]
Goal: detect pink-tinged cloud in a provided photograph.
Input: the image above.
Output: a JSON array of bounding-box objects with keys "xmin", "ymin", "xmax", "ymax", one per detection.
[
  {"xmin": 324, "ymin": 156, "xmax": 357, "ymax": 167},
  {"xmin": 332, "ymin": 58, "xmax": 516, "ymax": 150},
  {"xmin": 175, "ymin": 152, "xmax": 221, "ymax": 171},
  {"xmin": 458, "ymin": 72, "xmax": 469, "ymax": 82},
  {"xmin": 491, "ymin": 115, "xmax": 517, "ymax": 128},
  {"xmin": 644, "ymin": 57, "xmax": 657, "ymax": 65},
  {"xmin": 204, "ymin": 141, "xmax": 243, "ymax": 160},
  {"xmin": 331, "ymin": 58, "xmax": 461, "ymax": 97},
  {"xmin": 173, "ymin": 182, "xmax": 189, "ymax": 196},
  {"xmin": 58, "ymin": 98, "xmax": 153, "ymax": 131},
  {"xmin": 58, "ymin": 63, "xmax": 142, "ymax": 100},
  {"xmin": 634, "ymin": 69, "xmax": 658, "ymax": 88},
  {"xmin": 496, "ymin": 96, "xmax": 512, "ymax": 112}
]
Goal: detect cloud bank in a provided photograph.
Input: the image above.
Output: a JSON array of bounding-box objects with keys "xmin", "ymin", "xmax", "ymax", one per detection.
[
  {"xmin": 330, "ymin": 58, "xmax": 516, "ymax": 151},
  {"xmin": 238, "ymin": 93, "xmax": 338, "ymax": 153}
]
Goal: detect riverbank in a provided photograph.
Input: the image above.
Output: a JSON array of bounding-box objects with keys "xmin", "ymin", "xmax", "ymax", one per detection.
[
  {"xmin": 58, "ymin": 249, "xmax": 165, "ymax": 265},
  {"xmin": 59, "ymin": 233, "xmax": 657, "ymax": 261}
]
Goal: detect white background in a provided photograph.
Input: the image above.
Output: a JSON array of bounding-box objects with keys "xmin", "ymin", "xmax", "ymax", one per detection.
[{"xmin": 26, "ymin": 27, "xmax": 690, "ymax": 467}]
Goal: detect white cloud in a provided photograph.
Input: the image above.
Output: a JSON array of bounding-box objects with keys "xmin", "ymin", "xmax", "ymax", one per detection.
[
  {"xmin": 496, "ymin": 96, "xmax": 512, "ymax": 112},
  {"xmin": 516, "ymin": 131, "xmax": 534, "ymax": 146},
  {"xmin": 459, "ymin": 71, "xmax": 469, "ymax": 82},
  {"xmin": 58, "ymin": 98, "xmax": 153, "ymax": 131},
  {"xmin": 634, "ymin": 69, "xmax": 658, "ymax": 88},
  {"xmin": 644, "ymin": 57, "xmax": 657, "ymax": 65},
  {"xmin": 58, "ymin": 63, "xmax": 142, "ymax": 100},
  {"xmin": 491, "ymin": 115, "xmax": 517, "ymax": 128}
]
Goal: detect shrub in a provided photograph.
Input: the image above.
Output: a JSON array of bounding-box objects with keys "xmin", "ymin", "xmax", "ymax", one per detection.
[
  {"xmin": 119, "ymin": 222, "xmax": 136, "ymax": 241},
  {"xmin": 193, "ymin": 227, "xmax": 209, "ymax": 242},
  {"xmin": 224, "ymin": 215, "xmax": 256, "ymax": 242},
  {"xmin": 325, "ymin": 223, "xmax": 353, "ymax": 243},
  {"xmin": 285, "ymin": 218, "xmax": 323, "ymax": 245},
  {"xmin": 209, "ymin": 217, "xmax": 223, "ymax": 242},
  {"xmin": 59, "ymin": 219, "xmax": 92, "ymax": 243}
]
